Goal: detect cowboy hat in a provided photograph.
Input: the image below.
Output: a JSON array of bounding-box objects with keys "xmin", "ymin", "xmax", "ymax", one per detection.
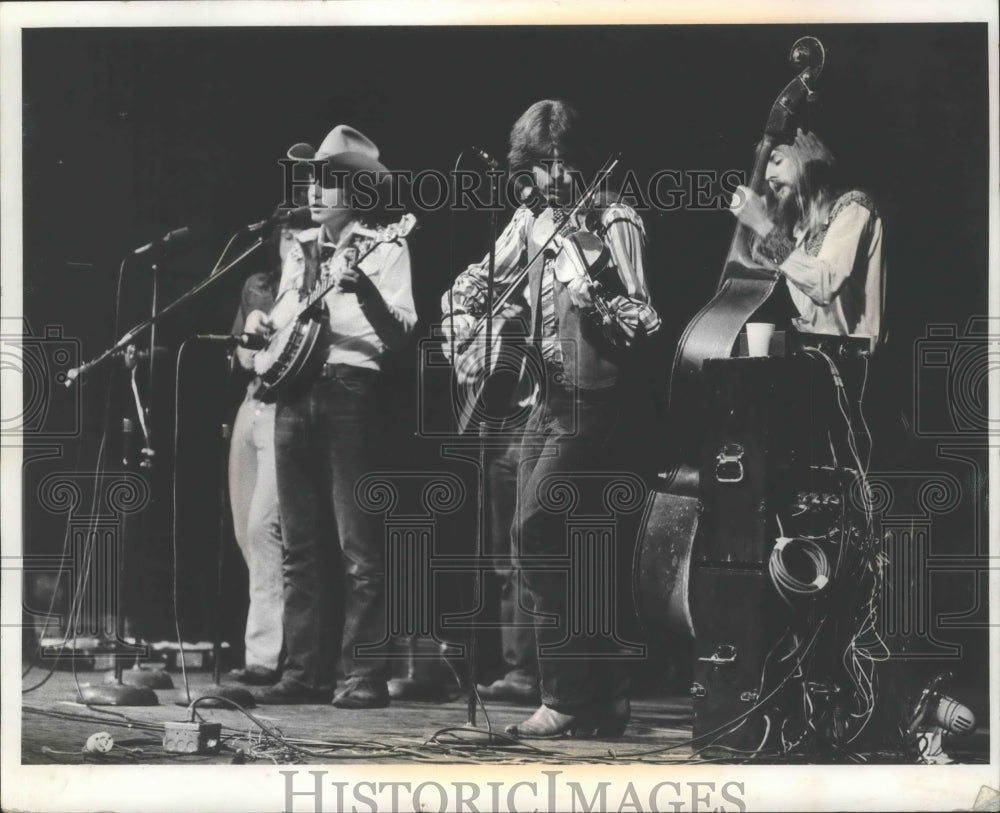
[{"xmin": 286, "ymin": 124, "xmax": 389, "ymax": 185}]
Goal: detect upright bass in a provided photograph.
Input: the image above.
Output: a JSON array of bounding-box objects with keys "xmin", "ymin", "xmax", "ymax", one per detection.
[{"xmin": 634, "ymin": 37, "xmax": 826, "ymax": 636}]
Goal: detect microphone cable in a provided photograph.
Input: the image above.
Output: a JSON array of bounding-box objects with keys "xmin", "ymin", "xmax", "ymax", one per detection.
[{"xmin": 769, "ymin": 514, "xmax": 832, "ymax": 606}]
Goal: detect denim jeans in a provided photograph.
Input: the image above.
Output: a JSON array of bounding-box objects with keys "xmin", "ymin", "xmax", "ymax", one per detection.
[
  {"xmin": 487, "ymin": 429, "xmax": 537, "ymax": 676},
  {"xmin": 228, "ymin": 396, "xmax": 283, "ymax": 671},
  {"xmin": 274, "ymin": 368, "xmax": 388, "ymax": 692},
  {"xmin": 514, "ymin": 381, "xmax": 630, "ymax": 713}
]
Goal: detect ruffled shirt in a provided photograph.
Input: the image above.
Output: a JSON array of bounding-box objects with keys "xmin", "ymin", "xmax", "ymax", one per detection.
[{"xmin": 442, "ymin": 203, "xmax": 660, "ymax": 362}]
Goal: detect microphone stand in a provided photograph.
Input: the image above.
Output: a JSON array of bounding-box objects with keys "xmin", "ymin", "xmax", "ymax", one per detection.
[
  {"xmin": 72, "ymin": 231, "xmax": 265, "ymax": 706},
  {"xmin": 110, "ymin": 247, "xmax": 179, "ymax": 690},
  {"xmin": 65, "ymin": 236, "xmax": 266, "ymax": 387},
  {"xmin": 110, "ymin": 272, "xmax": 175, "ymax": 690},
  {"xmin": 465, "ymin": 197, "xmax": 498, "ymax": 731},
  {"xmin": 76, "ymin": 410, "xmax": 160, "ymax": 706}
]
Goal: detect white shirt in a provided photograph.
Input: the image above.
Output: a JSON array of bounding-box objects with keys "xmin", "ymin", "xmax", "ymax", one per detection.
[
  {"xmin": 271, "ymin": 224, "xmax": 416, "ymax": 370},
  {"xmin": 778, "ymin": 192, "xmax": 885, "ymax": 344}
]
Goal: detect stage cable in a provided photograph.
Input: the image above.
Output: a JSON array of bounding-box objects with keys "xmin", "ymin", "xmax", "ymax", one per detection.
[
  {"xmin": 172, "ymin": 339, "xmax": 195, "ymax": 703},
  {"xmin": 23, "ymin": 256, "xmax": 128, "ymax": 691}
]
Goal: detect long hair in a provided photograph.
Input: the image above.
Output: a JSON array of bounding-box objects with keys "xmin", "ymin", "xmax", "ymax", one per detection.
[
  {"xmin": 507, "ymin": 99, "xmax": 593, "ymax": 172},
  {"xmin": 507, "ymin": 99, "xmax": 603, "ymax": 207},
  {"xmin": 772, "ymin": 129, "xmax": 838, "ymax": 238}
]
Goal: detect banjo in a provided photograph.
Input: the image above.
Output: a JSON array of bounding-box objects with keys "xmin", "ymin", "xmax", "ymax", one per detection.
[{"xmin": 251, "ymin": 213, "xmax": 416, "ymax": 394}]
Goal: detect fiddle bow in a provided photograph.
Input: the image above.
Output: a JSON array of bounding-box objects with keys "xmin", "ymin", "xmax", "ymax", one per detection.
[{"xmin": 451, "ymin": 154, "xmax": 622, "ymax": 433}]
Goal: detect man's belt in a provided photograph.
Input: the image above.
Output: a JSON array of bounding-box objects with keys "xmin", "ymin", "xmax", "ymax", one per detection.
[{"xmin": 319, "ymin": 362, "xmax": 380, "ymax": 381}]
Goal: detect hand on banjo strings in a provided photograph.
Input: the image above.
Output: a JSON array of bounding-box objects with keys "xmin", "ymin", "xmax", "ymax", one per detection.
[
  {"xmin": 243, "ymin": 308, "xmax": 274, "ymax": 336},
  {"xmin": 236, "ymin": 309, "xmax": 274, "ymax": 370}
]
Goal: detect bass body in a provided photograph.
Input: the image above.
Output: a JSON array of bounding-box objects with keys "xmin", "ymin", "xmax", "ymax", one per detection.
[{"xmin": 633, "ymin": 37, "xmax": 826, "ymax": 639}]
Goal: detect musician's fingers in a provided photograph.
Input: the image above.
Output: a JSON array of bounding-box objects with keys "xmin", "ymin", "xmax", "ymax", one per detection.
[
  {"xmin": 336, "ymin": 268, "xmax": 358, "ymax": 291},
  {"xmin": 565, "ymin": 277, "xmax": 594, "ymax": 310},
  {"xmin": 443, "ymin": 313, "xmax": 474, "ymax": 342},
  {"xmin": 729, "ymin": 185, "xmax": 752, "ymax": 212},
  {"xmin": 498, "ymin": 302, "xmax": 527, "ymax": 320},
  {"xmin": 244, "ymin": 309, "xmax": 265, "ymax": 332}
]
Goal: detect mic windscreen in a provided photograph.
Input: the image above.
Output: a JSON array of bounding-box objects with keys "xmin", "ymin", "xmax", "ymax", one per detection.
[{"xmin": 935, "ymin": 696, "xmax": 975, "ymax": 735}]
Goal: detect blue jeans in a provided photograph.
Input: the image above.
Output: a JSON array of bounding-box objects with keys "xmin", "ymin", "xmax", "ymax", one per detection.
[
  {"xmin": 275, "ymin": 367, "xmax": 388, "ymax": 692},
  {"xmin": 515, "ymin": 381, "xmax": 630, "ymax": 713},
  {"xmin": 228, "ymin": 397, "xmax": 283, "ymax": 671}
]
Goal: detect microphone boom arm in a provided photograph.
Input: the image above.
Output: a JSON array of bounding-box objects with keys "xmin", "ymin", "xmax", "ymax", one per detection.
[{"xmin": 65, "ymin": 234, "xmax": 266, "ymax": 386}]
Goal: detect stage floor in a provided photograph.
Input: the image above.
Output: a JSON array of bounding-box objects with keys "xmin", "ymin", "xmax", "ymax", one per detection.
[
  {"xmin": 19, "ymin": 670, "xmax": 989, "ymax": 766},
  {"xmin": 21, "ymin": 669, "xmax": 697, "ymax": 765}
]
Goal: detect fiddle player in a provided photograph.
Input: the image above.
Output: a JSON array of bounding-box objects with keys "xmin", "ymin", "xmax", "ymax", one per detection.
[
  {"xmin": 247, "ymin": 125, "xmax": 416, "ymax": 708},
  {"xmin": 441, "ymin": 99, "xmax": 660, "ymax": 738},
  {"xmin": 729, "ymin": 127, "xmax": 885, "ymax": 346}
]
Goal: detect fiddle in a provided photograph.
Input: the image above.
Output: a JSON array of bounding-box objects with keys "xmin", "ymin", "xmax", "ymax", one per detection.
[
  {"xmin": 450, "ymin": 153, "xmax": 621, "ymax": 364},
  {"xmin": 535, "ymin": 205, "xmax": 631, "ymax": 350},
  {"xmin": 448, "ymin": 155, "xmax": 623, "ymax": 433}
]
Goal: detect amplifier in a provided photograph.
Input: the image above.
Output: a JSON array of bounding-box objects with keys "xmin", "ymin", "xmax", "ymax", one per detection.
[{"xmin": 736, "ymin": 329, "xmax": 873, "ymax": 360}]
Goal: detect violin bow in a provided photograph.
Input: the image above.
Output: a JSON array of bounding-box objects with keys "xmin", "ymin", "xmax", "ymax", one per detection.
[{"xmin": 476, "ymin": 151, "xmax": 621, "ymax": 324}]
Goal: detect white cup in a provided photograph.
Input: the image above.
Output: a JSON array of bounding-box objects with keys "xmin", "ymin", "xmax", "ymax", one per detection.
[{"xmin": 746, "ymin": 322, "xmax": 775, "ymax": 357}]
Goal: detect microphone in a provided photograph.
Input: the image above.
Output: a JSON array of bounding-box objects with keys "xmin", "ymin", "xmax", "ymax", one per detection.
[
  {"xmin": 245, "ymin": 206, "xmax": 312, "ymax": 233},
  {"xmin": 470, "ymin": 146, "xmax": 502, "ymax": 171},
  {"xmin": 195, "ymin": 333, "xmax": 269, "ymax": 350},
  {"xmin": 906, "ymin": 671, "xmax": 976, "ymax": 737},
  {"xmin": 134, "ymin": 226, "xmax": 190, "ymax": 256},
  {"xmin": 934, "ymin": 696, "xmax": 976, "ymax": 736}
]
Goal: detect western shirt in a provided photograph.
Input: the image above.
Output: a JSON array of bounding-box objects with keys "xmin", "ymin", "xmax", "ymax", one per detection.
[
  {"xmin": 272, "ymin": 223, "xmax": 416, "ymax": 370},
  {"xmin": 442, "ymin": 203, "xmax": 660, "ymax": 363}
]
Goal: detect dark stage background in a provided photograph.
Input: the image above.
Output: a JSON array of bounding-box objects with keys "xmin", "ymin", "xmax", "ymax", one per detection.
[{"xmin": 20, "ymin": 25, "xmax": 990, "ymax": 699}]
